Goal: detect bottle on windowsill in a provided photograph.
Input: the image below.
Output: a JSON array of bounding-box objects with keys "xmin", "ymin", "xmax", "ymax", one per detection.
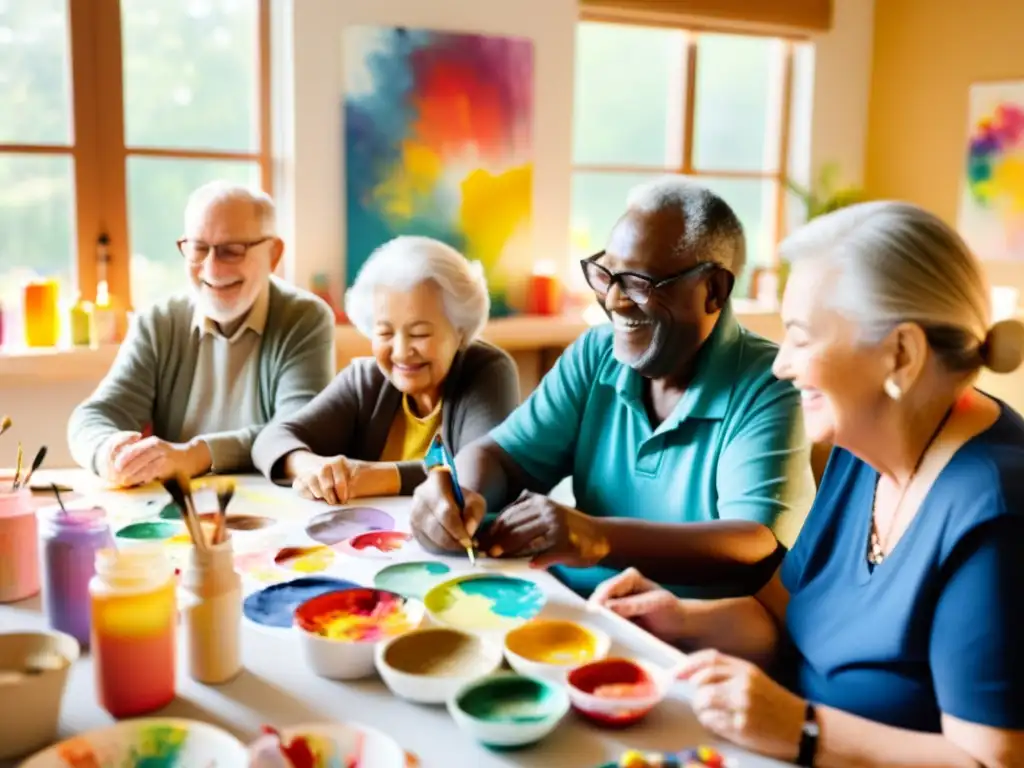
[{"xmin": 93, "ymin": 280, "xmax": 119, "ymax": 345}]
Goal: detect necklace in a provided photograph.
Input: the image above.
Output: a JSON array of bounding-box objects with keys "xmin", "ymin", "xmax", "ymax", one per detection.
[{"xmin": 867, "ymin": 404, "xmax": 955, "ymax": 566}]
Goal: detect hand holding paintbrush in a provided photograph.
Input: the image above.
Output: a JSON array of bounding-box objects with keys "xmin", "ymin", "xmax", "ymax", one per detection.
[{"xmin": 423, "ymin": 435, "xmax": 478, "ymax": 565}]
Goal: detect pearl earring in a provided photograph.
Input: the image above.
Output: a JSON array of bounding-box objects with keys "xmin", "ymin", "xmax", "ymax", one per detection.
[{"xmin": 884, "ymin": 377, "xmax": 903, "ymax": 401}]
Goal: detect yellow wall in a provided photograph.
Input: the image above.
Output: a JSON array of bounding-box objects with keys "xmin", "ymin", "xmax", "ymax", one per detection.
[{"xmin": 865, "ymin": 0, "xmax": 1024, "ymax": 222}]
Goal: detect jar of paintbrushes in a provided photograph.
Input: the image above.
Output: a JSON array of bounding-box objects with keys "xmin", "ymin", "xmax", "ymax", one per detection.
[{"xmin": 165, "ymin": 476, "xmax": 242, "ymax": 684}]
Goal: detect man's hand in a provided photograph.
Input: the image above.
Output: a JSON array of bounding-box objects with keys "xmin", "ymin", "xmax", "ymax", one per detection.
[
  {"xmin": 483, "ymin": 490, "xmax": 610, "ymax": 568},
  {"xmin": 108, "ymin": 436, "xmax": 212, "ymax": 487},
  {"xmin": 409, "ymin": 469, "xmax": 486, "ymax": 554}
]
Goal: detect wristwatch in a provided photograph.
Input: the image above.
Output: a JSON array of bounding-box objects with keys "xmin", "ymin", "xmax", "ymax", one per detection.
[{"xmin": 797, "ymin": 701, "xmax": 819, "ymax": 767}]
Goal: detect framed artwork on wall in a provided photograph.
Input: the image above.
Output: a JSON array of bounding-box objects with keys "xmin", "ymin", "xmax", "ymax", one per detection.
[
  {"xmin": 958, "ymin": 80, "xmax": 1024, "ymax": 261},
  {"xmin": 343, "ymin": 26, "xmax": 535, "ymax": 316}
]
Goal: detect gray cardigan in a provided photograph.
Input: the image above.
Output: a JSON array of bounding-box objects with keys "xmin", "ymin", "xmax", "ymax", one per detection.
[
  {"xmin": 67, "ymin": 277, "xmax": 336, "ymax": 474},
  {"xmin": 251, "ymin": 341, "xmax": 520, "ymax": 494}
]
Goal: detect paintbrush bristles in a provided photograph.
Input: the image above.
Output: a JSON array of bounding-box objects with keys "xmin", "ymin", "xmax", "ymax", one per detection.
[
  {"xmin": 162, "ymin": 475, "xmax": 206, "ymax": 552},
  {"xmin": 214, "ymin": 483, "xmax": 235, "ymax": 545},
  {"xmin": 0, "ymin": 415, "xmax": 11, "ymax": 437}
]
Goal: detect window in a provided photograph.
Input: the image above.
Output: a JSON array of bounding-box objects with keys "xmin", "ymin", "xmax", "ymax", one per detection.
[
  {"xmin": 571, "ymin": 21, "xmax": 802, "ymax": 298},
  {"xmin": 0, "ymin": 0, "xmax": 271, "ymax": 344}
]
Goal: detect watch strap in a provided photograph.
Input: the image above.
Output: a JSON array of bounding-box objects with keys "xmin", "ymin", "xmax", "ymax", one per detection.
[{"xmin": 797, "ymin": 701, "xmax": 819, "ymax": 767}]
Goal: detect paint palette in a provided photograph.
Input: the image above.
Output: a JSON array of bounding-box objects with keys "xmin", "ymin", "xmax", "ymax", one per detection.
[
  {"xmin": 20, "ymin": 718, "xmax": 249, "ymax": 767},
  {"xmin": 424, "ymin": 574, "xmax": 546, "ymax": 633},
  {"xmin": 243, "ymin": 577, "xmax": 360, "ymax": 630}
]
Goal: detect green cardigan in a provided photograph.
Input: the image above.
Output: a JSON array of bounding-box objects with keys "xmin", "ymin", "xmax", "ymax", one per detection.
[{"xmin": 67, "ymin": 277, "xmax": 336, "ymax": 475}]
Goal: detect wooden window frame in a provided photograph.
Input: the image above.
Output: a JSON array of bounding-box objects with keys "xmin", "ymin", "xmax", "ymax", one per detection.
[
  {"xmin": 572, "ymin": 19, "xmax": 796, "ymax": 271},
  {"xmin": 0, "ymin": 0, "xmax": 272, "ymax": 309}
]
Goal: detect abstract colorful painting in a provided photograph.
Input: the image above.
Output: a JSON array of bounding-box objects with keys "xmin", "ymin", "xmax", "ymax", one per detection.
[
  {"xmin": 959, "ymin": 81, "xmax": 1024, "ymax": 260},
  {"xmin": 343, "ymin": 26, "xmax": 535, "ymax": 315}
]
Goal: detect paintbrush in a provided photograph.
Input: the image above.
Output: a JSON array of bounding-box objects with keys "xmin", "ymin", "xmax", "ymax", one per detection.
[
  {"xmin": 16, "ymin": 446, "xmax": 47, "ymax": 491},
  {"xmin": 0, "ymin": 415, "xmax": 11, "ymax": 438},
  {"xmin": 214, "ymin": 482, "xmax": 235, "ymax": 545},
  {"xmin": 11, "ymin": 443, "xmax": 23, "ymax": 492},
  {"xmin": 425, "ymin": 435, "xmax": 474, "ymax": 565},
  {"xmin": 161, "ymin": 475, "xmax": 205, "ymax": 552},
  {"xmin": 52, "ymin": 483, "xmax": 68, "ymax": 517}
]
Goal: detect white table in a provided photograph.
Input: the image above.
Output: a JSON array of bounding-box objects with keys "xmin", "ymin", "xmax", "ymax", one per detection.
[{"xmin": 0, "ymin": 475, "xmax": 787, "ymax": 767}]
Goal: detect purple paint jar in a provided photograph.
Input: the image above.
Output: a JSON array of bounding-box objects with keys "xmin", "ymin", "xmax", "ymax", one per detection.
[{"xmin": 41, "ymin": 506, "xmax": 113, "ymax": 647}]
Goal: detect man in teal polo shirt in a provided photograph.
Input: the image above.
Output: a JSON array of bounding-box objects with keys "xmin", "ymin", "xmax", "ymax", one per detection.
[{"xmin": 410, "ymin": 178, "xmax": 814, "ymax": 597}]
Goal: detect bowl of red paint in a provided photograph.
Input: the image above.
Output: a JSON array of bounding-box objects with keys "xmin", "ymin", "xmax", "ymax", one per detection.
[
  {"xmin": 566, "ymin": 658, "xmax": 669, "ymax": 727},
  {"xmin": 294, "ymin": 588, "xmax": 425, "ymax": 680}
]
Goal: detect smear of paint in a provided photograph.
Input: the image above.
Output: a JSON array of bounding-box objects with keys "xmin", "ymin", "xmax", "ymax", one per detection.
[
  {"xmin": 158, "ymin": 503, "xmax": 182, "ymax": 521},
  {"xmin": 275, "ymin": 545, "xmax": 336, "ymax": 573},
  {"xmin": 197, "ymin": 512, "xmax": 276, "ymax": 531},
  {"xmin": 116, "ymin": 521, "xmax": 179, "ymax": 540},
  {"xmin": 235, "ymin": 551, "xmax": 288, "ymax": 584},
  {"xmin": 425, "ymin": 575, "xmax": 544, "ymax": 631},
  {"xmin": 244, "ymin": 577, "xmax": 360, "ymax": 629},
  {"xmin": 305, "ymin": 507, "xmax": 395, "ymax": 546},
  {"xmin": 56, "ymin": 738, "xmax": 101, "ymax": 768},
  {"xmin": 347, "ymin": 530, "xmax": 411, "ymax": 554},
  {"xmin": 130, "ymin": 723, "xmax": 189, "ymax": 766},
  {"xmin": 374, "ymin": 561, "xmax": 450, "ymax": 600},
  {"xmin": 295, "ymin": 588, "xmax": 416, "ymax": 642},
  {"xmin": 456, "ymin": 676, "xmax": 559, "ymax": 725}
]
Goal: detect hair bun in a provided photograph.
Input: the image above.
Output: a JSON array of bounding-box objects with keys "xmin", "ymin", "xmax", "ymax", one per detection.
[{"xmin": 981, "ymin": 319, "xmax": 1024, "ymax": 373}]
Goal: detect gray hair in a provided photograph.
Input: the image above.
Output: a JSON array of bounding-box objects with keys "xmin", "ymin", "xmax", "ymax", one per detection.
[
  {"xmin": 345, "ymin": 236, "xmax": 490, "ymax": 344},
  {"xmin": 183, "ymin": 180, "xmax": 277, "ymax": 235},
  {"xmin": 626, "ymin": 177, "xmax": 747, "ymax": 275},
  {"xmin": 779, "ymin": 200, "xmax": 1024, "ymax": 374}
]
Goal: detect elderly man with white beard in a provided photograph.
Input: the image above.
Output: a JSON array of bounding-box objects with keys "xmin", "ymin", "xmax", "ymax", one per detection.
[{"xmin": 68, "ymin": 180, "xmax": 335, "ymax": 487}]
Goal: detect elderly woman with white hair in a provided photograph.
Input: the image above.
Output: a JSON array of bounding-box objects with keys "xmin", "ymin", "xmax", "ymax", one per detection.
[
  {"xmin": 252, "ymin": 235, "xmax": 519, "ymax": 503},
  {"xmin": 592, "ymin": 201, "xmax": 1024, "ymax": 766}
]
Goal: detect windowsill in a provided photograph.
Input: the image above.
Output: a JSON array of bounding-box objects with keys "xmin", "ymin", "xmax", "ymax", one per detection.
[{"xmin": 0, "ymin": 304, "xmax": 782, "ymax": 387}]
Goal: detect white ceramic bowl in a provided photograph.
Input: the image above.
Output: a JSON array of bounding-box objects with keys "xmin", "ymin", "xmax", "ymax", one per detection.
[
  {"xmin": 447, "ymin": 673, "xmax": 570, "ymax": 748},
  {"xmin": 294, "ymin": 587, "xmax": 425, "ymax": 680},
  {"xmin": 376, "ymin": 626, "xmax": 504, "ymax": 704},
  {"xmin": 0, "ymin": 630, "xmax": 80, "ymax": 760},
  {"xmin": 20, "ymin": 718, "xmax": 247, "ymax": 767},
  {"xmin": 249, "ymin": 721, "xmax": 407, "ymax": 768},
  {"xmin": 503, "ymin": 619, "xmax": 611, "ymax": 683},
  {"xmin": 565, "ymin": 658, "xmax": 672, "ymax": 727}
]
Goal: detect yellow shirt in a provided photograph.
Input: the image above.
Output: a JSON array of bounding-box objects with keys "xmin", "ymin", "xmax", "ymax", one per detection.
[{"xmin": 379, "ymin": 395, "xmax": 443, "ymax": 462}]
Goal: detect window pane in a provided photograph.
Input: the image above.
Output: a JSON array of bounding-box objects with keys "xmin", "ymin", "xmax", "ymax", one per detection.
[
  {"xmin": 0, "ymin": 153, "xmax": 75, "ymax": 343},
  {"xmin": 121, "ymin": 0, "xmax": 258, "ymax": 151},
  {"xmin": 0, "ymin": 0, "xmax": 71, "ymax": 144},
  {"xmin": 692, "ymin": 33, "xmax": 785, "ymax": 172},
  {"xmin": 570, "ymin": 172, "xmax": 776, "ymax": 296},
  {"xmin": 573, "ymin": 22, "xmax": 685, "ymax": 168},
  {"xmin": 127, "ymin": 156, "xmax": 260, "ymax": 310}
]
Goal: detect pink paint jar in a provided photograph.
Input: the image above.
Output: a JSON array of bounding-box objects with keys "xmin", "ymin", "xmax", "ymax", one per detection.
[{"xmin": 0, "ymin": 488, "xmax": 41, "ymax": 603}]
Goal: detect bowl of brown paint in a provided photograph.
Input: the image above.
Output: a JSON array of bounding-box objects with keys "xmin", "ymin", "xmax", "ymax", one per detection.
[{"xmin": 375, "ymin": 627, "xmax": 504, "ymax": 704}]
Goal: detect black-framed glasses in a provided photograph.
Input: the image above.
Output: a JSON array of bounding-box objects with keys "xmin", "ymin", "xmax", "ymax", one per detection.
[
  {"xmin": 580, "ymin": 251, "xmax": 717, "ymax": 305},
  {"xmin": 176, "ymin": 237, "xmax": 272, "ymax": 265}
]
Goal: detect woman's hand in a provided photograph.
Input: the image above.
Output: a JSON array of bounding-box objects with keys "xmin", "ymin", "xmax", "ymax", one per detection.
[
  {"xmin": 589, "ymin": 567, "xmax": 688, "ymax": 641},
  {"xmin": 483, "ymin": 491, "xmax": 610, "ymax": 568},
  {"xmin": 679, "ymin": 649, "xmax": 805, "ymax": 762},
  {"xmin": 292, "ymin": 455, "xmax": 399, "ymax": 504}
]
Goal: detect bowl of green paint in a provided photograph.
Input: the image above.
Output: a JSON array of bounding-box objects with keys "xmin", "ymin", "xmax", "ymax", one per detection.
[{"xmin": 447, "ymin": 672, "xmax": 569, "ymax": 748}]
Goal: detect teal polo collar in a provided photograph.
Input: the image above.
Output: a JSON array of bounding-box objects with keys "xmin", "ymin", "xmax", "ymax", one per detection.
[{"xmin": 607, "ymin": 303, "xmax": 744, "ymax": 431}]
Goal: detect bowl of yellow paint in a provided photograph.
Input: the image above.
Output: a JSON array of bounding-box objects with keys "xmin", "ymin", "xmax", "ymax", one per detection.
[
  {"xmin": 294, "ymin": 588, "xmax": 425, "ymax": 680},
  {"xmin": 375, "ymin": 627, "xmax": 504, "ymax": 704},
  {"xmin": 504, "ymin": 619, "xmax": 611, "ymax": 683}
]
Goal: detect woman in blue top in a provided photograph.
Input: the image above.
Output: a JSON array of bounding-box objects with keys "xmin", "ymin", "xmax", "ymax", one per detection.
[{"xmin": 592, "ymin": 201, "xmax": 1024, "ymax": 766}]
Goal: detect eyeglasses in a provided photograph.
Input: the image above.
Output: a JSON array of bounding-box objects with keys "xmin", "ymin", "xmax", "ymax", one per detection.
[
  {"xmin": 580, "ymin": 251, "xmax": 718, "ymax": 305},
  {"xmin": 177, "ymin": 237, "xmax": 272, "ymax": 265}
]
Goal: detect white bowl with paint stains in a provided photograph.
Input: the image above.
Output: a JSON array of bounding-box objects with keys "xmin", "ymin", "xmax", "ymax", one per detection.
[
  {"xmin": 249, "ymin": 722, "xmax": 407, "ymax": 768},
  {"xmin": 20, "ymin": 718, "xmax": 247, "ymax": 767},
  {"xmin": 503, "ymin": 619, "xmax": 612, "ymax": 683},
  {"xmin": 447, "ymin": 673, "xmax": 570, "ymax": 748},
  {"xmin": 294, "ymin": 587, "xmax": 425, "ymax": 680},
  {"xmin": 375, "ymin": 626, "xmax": 505, "ymax": 704}
]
